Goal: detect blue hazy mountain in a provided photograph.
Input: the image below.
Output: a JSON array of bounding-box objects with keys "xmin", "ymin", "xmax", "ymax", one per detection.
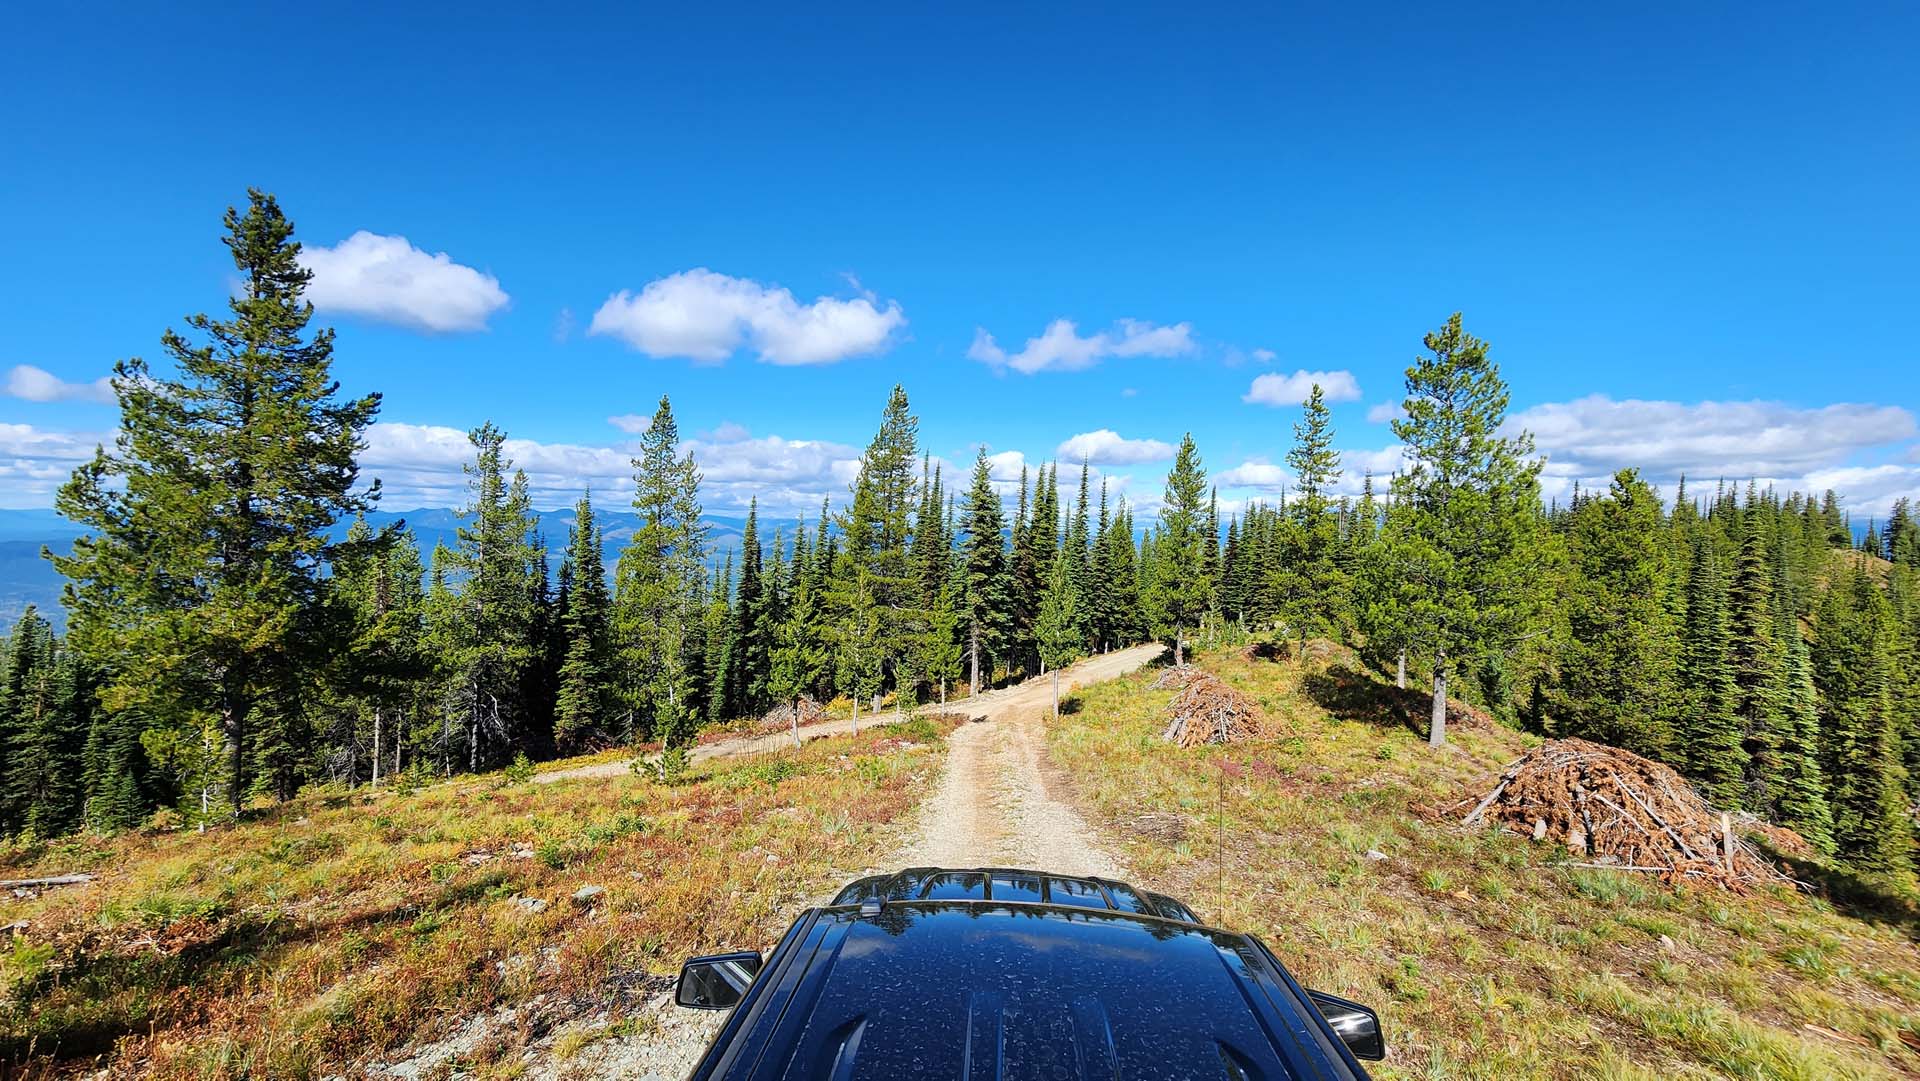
[{"xmin": 0, "ymin": 507, "xmax": 780, "ymax": 629}]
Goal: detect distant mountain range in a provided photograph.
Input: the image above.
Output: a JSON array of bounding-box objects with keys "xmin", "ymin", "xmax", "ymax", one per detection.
[{"xmin": 0, "ymin": 507, "xmax": 775, "ymax": 629}]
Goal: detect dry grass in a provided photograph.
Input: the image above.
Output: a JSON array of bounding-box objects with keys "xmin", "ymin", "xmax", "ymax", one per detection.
[
  {"xmin": 0, "ymin": 716, "xmax": 955, "ymax": 1079},
  {"xmin": 1049, "ymin": 645, "xmax": 1920, "ymax": 1080}
]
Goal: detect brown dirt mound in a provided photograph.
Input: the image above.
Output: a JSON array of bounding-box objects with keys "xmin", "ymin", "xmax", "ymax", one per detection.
[
  {"xmin": 1155, "ymin": 667, "xmax": 1267, "ymax": 747},
  {"xmin": 1458, "ymin": 737, "xmax": 1795, "ymax": 889}
]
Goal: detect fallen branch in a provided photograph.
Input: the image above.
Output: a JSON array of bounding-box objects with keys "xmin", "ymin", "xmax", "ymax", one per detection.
[{"xmin": 1, "ymin": 873, "xmax": 95, "ymax": 889}]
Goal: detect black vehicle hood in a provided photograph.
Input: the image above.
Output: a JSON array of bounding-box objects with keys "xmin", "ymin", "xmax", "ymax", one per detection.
[{"xmin": 701, "ymin": 902, "xmax": 1356, "ymax": 1080}]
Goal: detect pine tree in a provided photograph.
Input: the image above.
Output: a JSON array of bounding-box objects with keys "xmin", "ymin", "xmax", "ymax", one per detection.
[
  {"xmin": 1550, "ymin": 470, "xmax": 1680, "ymax": 761},
  {"xmin": 1777, "ymin": 634, "xmax": 1836, "ymax": 853},
  {"xmin": 332, "ymin": 517, "xmax": 428, "ymax": 785},
  {"xmin": 1272, "ymin": 384, "xmax": 1346, "ymax": 650},
  {"xmin": 834, "ymin": 386, "xmax": 924, "ymax": 702},
  {"xmin": 1728, "ymin": 526, "xmax": 1789, "ymax": 809},
  {"xmin": 441, "ymin": 425, "xmax": 544, "ymax": 772},
  {"xmin": 1369, "ymin": 313, "xmax": 1550, "ymax": 745},
  {"xmin": 837, "ymin": 567, "xmax": 884, "ymax": 728},
  {"xmin": 53, "ymin": 190, "xmax": 381, "ymax": 813},
  {"xmin": 725, "ymin": 499, "xmax": 771, "ymax": 719},
  {"xmin": 1151, "ymin": 435, "xmax": 1213, "ymax": 666},
  {"xmin": 1812, "ymin": 566, "xmax": 1912, "ymax": 872},
  {"xmin": 554, "ymin": 492, "xmax": 615, "ymax": 751},
  {"xmin": 3, "ymin": 609, "xmax": 90, "ymax": 837},
  {"xmin": 1036, "ymin": 546, "xmax": 1081, "ymax": 716},
  {"xmin": 613, "ymin": 396, "xmax": 708, "ymax": 748},
  {"xmin": 959, "ymin": 450, "xmax": 1010, "ymax": 694},
  {"xmin": 1677, "ymin": 529, "xmax": 1744, "ymax": 803},
  {"xmin": 1887, "ymin": 499, "xmax": 1920, "ymax": 568}
]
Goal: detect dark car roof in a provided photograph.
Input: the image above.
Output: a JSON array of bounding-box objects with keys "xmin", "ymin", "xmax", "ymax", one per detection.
[
  {"xmin": 693, "ymin": 899, "xmax": 1363, "ymax": 1080},
  {"xmin": 831, "ymin": 866, "xmax": 1203, "ymax": 924}
]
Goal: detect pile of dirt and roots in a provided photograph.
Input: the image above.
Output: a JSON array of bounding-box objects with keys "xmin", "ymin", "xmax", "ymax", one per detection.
[
  {"xmin": 755, "ymin": 697, "xmax": 828, "ymax": 735},
  {"xmin": 1457, "ymin": 737, "xmax": 1797, "ymax": 888},
  {"xmin": 1153, "ymin": 667, "xmax": 1268, "ymax": 747}
]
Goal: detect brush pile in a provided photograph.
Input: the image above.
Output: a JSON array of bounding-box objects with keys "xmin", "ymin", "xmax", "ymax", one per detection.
[
  {"xmin": 756, "ymin": 698, "xmax": 827, "ymax": 735},
  {"xmin": 1155, "ymin": 667, "xmax": 1266, "ymax": 747},
  {"xmin": 1459, "ymin": 738, "xmax": 1794, "ymax": 888}
]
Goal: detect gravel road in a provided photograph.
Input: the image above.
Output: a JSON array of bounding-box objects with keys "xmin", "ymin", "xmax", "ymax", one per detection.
[{"xmin": 387, "ymin": 645, "xmax": 1163, "ymax": 1080}]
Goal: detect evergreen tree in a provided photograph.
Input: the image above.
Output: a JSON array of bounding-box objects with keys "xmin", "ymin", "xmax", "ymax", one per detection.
[
  {"xmin": 554, "ymin": 492, "xmax": 615, "ymax": 751},
  {"xmin": 1677, "ymin": 529, "xmax": 1744, "ymax": 803},
  {"xmin": 3, "ymin": 609, "xmax": 90, "ymax": 836},
  {"xmin": 959, "ymin": 450, "xmax": 1010, "ymax": 694},
  {"xmin": 1367, "ymin": 313, "xmax": 1549, "ymax": 745},
  {"xmin": 1728, "ymin": 526, "xmax": 1790, "ymax": 809},
  {"xmin": 331, "ymin": 517, "xmax": 428, "ymax": 785},
  {"xmin": 725, "ymin": 499, "xmax": 771, "ymax": 719},
  {"xmin": 834, "ymin": 386, "xmax": 924, "ymax": 701},
  {"xmin": 1149, "ymin": 435, "xmax": 1213, "ymax": 666},
  {"xmin": 1272, "ymin": 384, "xmax": 1346, "ymax": 650},
  {"xmin": 1036, "ymin": 546, "xmax": 1081, "ymax": 715},
  {"xmin": 441, "ymin": 425, "xmax": 544, "ymax": 772},
  {"xmin": 613, "ymin": 396, "xmax": 708, "ymax": 748},
  {"xmin": 1778, "ymin": 634, "xmax": 1837, "ymax": 853},
  {"xmin": 53, "ymin": 189, "xmax": 380, "ymax": 813},
  {"xmin": 1550, "ymin": 470, "xmax": 1680, "ymax": 761},
  {"xmin": 1887, "ymin": 499, "xmax": 1920, "ymax": 568},
  {"xmin": 1812, "ymin": 566, "xmax": 1912, "ymax": 872}
]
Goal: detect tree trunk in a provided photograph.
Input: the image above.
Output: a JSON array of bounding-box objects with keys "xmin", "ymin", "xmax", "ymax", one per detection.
[
  {"xmin": 1174, "ymin": 625, "xmax": 1186, "ymax": 668},
  {"xmin": 851, "ymin": 694, "xmax": 859, "ymax": 737},
  {"xmin": 940, "ymin": 679, "xmax": 947, "ymax": 706},
  {"xmin": 1052, "ymin": 671, "xmax": 1060, "ymax": 719},
  {"xmin": 372, "ymin": 706, "xmax": 382, "ymax": 788},
  {"xmin": 969, "ymin": 623, "xmax": 981, "ymax": 696},
  {"xmin": 1429, "ymin": 650, "xmax": 1448, "ymax": 747},
  {"xmin": 1396, "ymin": 649, "xmax": 1406, "ymax": 689},
  {"xmin": 792, "ymin": 696, "xmax": 801, "ymax": 748}
]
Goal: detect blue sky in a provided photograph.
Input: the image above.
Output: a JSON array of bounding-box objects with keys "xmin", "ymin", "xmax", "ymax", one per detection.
[{"xmin": 3, "ymin": 5, "xmax": 1916, "ymax": 522}]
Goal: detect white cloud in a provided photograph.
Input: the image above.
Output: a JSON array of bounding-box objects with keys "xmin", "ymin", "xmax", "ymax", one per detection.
[
  {"xmin": 1121, "ymin": 387, "xmax": 1138, "ymax": 398},
  {"xmin": 1365, "ymin": 401, "xmax": 1402, "ymax": 424},
  {"xmin": 606, "ymin": 413, "xmax": 652, "ymax": 434},
  {"xmin": 1242, "ymin": 369, "xmax": 1363, "ymax": 406},
  {"xmin": 5, "ymin": 365, "xmax": 114, "ymax": 404},
  {"xmin": 0, "ymin": 423, "xmax": 106, "ymax": 507},
  {"xmin": 588, "ymin": 268, "xmax": 905, "ymax": 365},
  {"xmin": 1216, "ymin": 445, "xmax": 1407, "ymax": 501},
  {"xmin": 968, "ymin": 318, "xmax": 1196, "ymax": 374},
  {"xmin": 301, "ymin": 231, "xmax": 509, "ymax": 333},
  {"xmin": 1251, "ymin": 348, "xmax": 1277, "ymax": 363},
  {"xmin": 1512, "ymin": 396, "xmax": 1916, "ymax": 482},
  {"xmin": 1056, "ymin": 429, "xmax": 1175, "ymax": 466}
]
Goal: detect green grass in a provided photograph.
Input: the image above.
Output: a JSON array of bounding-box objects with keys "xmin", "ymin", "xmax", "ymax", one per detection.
[
  {"xmin": 1049, "ymin": 643, "xmax": 1920, "ymax": 1080},
  {"xmin": 0, "ymin": 722, "xmax": 953, "ymax": 1079}
]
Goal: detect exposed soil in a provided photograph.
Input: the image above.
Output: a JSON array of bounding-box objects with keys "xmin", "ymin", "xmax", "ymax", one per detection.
[{"xmin": 449, "ymin": 644, "xmax": 1164, "ymax": 1079}]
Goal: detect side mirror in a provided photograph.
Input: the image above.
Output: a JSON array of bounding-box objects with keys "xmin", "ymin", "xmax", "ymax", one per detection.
[
  {"xmin": 676, "ymin": 951, "xmax": 763, "ymax": 1010},
  {"xmin": 1307, "ymin": 989, "xmax": 1384, "ymax": 1061}
]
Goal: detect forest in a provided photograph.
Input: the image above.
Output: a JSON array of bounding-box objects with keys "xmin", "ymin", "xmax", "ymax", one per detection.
[{"xmin": 5, "ymin": 190, "xmax": 1920, "ymax": 883}]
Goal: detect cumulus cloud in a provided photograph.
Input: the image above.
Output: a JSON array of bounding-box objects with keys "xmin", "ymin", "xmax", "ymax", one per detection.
[
  {"xmin": 606, "ymin": 414, "xmax": 652, "ymax": 434},
  {"xmin": 5, "ymin": 365, "xmax": 114, "ymax": 404},
  {"xmin": 0, "ymin": 422, "xmax": 106, "ymax": 507},
  {"xmin": 301, "ymin": 231, "xmax": 509, "ymax": 333},
  {"xmin": 1365, "ymin": 401, "xmax": 1402, "ymax": 424},
  {"xmin": 1216, "ymin": 445, "xmax": 1407, "ymax": 501},
  {"xmin": 1056, "ymin": 429, "xmax": 1175, "ymax": 466},
  {"xmin": 968, "ymin": 318, "xmax": 1196, "ymax": 374},
  {"xmin": 1243, "ymin": 369, "xmax": 1363, "ymax": 406},
  {"xmin": 1512, "ymin": 396, "xmax": 1916, "ymax": 483},
  {"xmin": 588, "ymin": 268, "xmax": 905, "ymax": 365}
]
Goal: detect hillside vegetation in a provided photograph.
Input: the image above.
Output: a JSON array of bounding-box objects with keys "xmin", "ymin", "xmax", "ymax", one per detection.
[
  {"xmin": 1052, "ymin": 644, "xmax": 1920, "ymax": 1080},
  {"xmin": 0, "ymin": 721, "xmax": 949, "ymax": 1079}
]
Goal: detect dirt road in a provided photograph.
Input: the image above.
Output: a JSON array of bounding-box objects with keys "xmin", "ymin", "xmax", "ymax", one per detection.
[
  {"xmin": 887, "ymin": 643, "xmax": 1160, "ymax": 875},
  {"xmin": 452, "ymin": 645, "xmax": 1161, "ymax": 1080},
  {"xmin": 536, "ymin": 642, "xmax": 1164, "ymax": 784}
]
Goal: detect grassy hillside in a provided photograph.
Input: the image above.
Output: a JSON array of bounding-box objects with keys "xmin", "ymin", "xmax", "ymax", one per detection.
[
  {"xmin": 1051, "ymin": 646, "xmax": 1920, "ymax": 1080},
  {"xmin": 0, "ymin": 720, "xmax": 951, "ymax": 1079}
]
